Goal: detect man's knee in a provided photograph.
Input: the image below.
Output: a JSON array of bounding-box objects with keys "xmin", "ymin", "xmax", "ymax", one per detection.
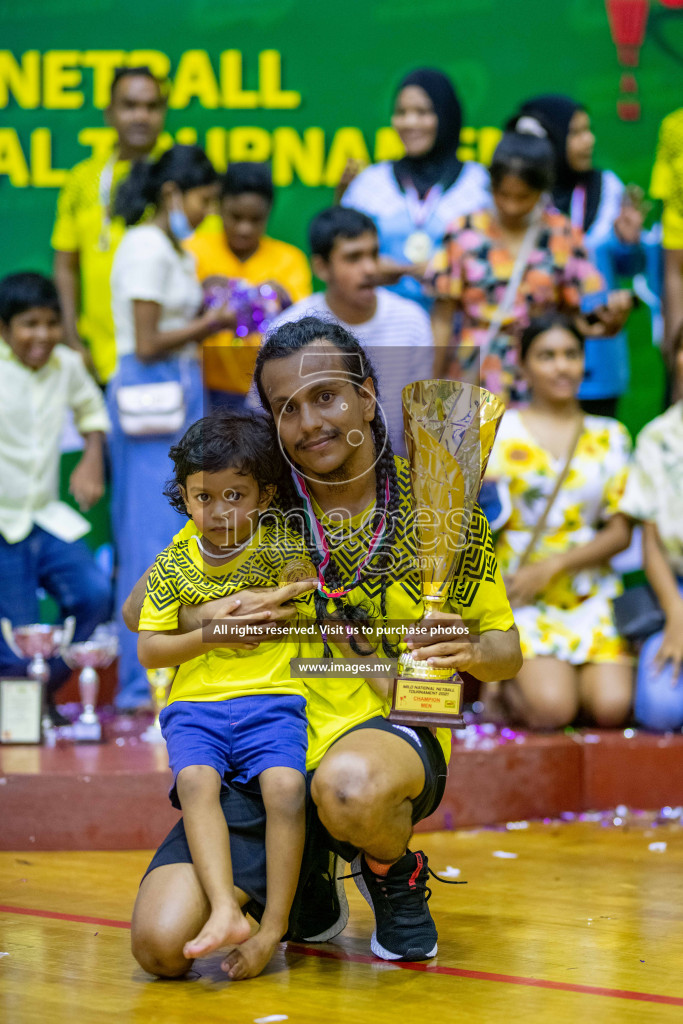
[
  {"xmin": 131, "ymin": 923, "xmax": 191, "ymax": 978},
  {"xmin": 311, "ymin": 752, "xmax": 377, "ymax": 842}
]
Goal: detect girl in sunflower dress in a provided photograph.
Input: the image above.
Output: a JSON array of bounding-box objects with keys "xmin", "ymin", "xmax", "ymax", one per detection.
[
  {"xmin": 485, "ymin": 314, "xmax": 634, "ymax": 729},
  {"xmin": 427, "ymin": 133, "xmax": 632, "ymax": 405}
]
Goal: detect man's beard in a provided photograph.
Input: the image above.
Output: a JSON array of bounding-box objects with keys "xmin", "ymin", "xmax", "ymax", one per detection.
[{"xmin": 298, "ymin": 456, "xmax": 355, "ymax": 487}]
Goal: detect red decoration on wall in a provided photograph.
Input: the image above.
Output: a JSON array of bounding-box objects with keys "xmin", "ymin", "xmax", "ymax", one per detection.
[
  {"xmin": 605, "ymin": 0, "xmax": 650, "ymax": 120},
  {"xmin": 606, "ymin": 0, "xmax": 650, "ymax": 64}
]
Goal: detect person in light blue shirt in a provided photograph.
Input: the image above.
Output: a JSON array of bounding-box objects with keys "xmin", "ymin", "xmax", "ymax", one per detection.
[{"xmin": 341, "ymin": 68, "xmax": 489, "ymax": 311}]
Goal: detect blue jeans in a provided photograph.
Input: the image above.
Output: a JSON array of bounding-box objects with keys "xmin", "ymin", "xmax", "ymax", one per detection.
[
  {"xmin": 0, "ymin": 527, "xmax": 112, "ymax": 695},
  {"xmin": 635, "ymin": 579, "xmax": 683, "ymax": 731},
  {"xmin": 107, "ymin": 354, "xmax": 206, "ymax": 710}
]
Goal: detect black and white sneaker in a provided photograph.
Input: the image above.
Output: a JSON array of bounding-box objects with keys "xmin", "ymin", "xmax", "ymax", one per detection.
[
  {"xmin": 350, "ymin": 849, "xmax": 452, "ymax": 961},
  {"xmin": 291, "ymin": 848, "xmax": 349, "ymax": 943}
]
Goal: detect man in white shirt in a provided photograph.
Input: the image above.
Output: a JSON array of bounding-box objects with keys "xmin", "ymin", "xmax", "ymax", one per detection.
[
  {"xmin": 0, "ymin": 273, "xmax": 112, "ymax": 723},
  {"xmin": 268, "ymin": 207, "xmax": 434, "ymax": 455}
]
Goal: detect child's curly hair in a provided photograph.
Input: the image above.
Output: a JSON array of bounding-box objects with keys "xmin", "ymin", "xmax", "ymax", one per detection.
[{"xmin": 164, "ymin": 410, "xmax": 284, "ymax": 517}]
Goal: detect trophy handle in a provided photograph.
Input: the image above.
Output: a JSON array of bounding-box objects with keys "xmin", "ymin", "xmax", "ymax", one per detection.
[{"xmin": 1, "ymin": 618, "xmax": 22, "ymax": 659}]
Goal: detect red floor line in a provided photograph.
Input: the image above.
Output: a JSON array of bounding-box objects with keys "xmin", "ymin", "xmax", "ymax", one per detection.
[
  {"xmin": 2, "ymin": 904, "xmax": 681, "ymax": 1007},
  {"xmin": 0, "ymin": 904, "xmax": 131, "ymax": 930},
  {"xmin": 288, "ymin": 945, "xmax": 683, "ymax": 1007}
]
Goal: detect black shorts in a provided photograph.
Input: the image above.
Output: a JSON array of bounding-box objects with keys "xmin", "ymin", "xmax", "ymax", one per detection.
[{"xmin": 142, "ymin": 717, "xmax": 448, "ymax": 906}]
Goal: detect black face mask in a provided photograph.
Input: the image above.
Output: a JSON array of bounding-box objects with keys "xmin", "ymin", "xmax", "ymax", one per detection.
[{"xmin": 393, "ymin": 68, "xmax": 464, "ymax": 199}]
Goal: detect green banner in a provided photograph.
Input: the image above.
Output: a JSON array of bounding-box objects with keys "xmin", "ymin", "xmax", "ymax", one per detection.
[{"xmin": 1, "ymin": 0, "xmax": 682, "ymax": 432}]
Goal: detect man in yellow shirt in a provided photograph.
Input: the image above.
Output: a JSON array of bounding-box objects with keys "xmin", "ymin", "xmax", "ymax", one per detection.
[
  {"xmin": 185, "ymin": 162, "xmax": 311, "ymax": 406},
  {"xmin": 651, "ymin": 108, "xmax": 683, "ymax": 369},
  {"xmin": 128, "ymin": 318, "xmax": 521, "ymax": 976},
  {"xmin": 51, "ymin": 66, "xmax": 167, "ymax": 383}
]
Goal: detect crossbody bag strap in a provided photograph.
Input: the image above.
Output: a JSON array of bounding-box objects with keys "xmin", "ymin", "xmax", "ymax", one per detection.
[
  {"xmin": 517, "ymin": 416, "xmax": 584, "ymax": 570},
  {"xmin": 480, "ymin": 214, "xmax": 543, "ymax": 362}
]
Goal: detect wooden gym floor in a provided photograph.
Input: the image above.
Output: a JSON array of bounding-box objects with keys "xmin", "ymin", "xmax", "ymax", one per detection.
[{"xmin": 1, "ymin": 820, "xmax": 682, "ymax": 1024}]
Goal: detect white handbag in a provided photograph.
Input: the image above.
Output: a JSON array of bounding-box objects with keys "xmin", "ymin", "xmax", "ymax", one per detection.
[{"xmin": 116, "ymin": 380, "xmax": 186, "ymax": 436}]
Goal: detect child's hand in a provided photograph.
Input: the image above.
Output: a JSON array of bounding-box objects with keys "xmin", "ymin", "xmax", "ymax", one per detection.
[
  {"xmin": 199, "ymin": 304, "xmax": 237, "ymax": 335},
  {"xmin": 262, "ymin": 279, "xmax": 292, "ymax": 309},
  {"xmin": 69, "ymin": 457, "xmax": 104, "ymax": 511},
  {"xmin": 217, "ymin": 581, "xmax": 317, "ymax": 622}
]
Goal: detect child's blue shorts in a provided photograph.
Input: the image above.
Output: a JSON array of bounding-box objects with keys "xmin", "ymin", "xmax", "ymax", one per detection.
[{"xmin": 160, "ymin": 694, "xmax": 307, "ymax": 809}]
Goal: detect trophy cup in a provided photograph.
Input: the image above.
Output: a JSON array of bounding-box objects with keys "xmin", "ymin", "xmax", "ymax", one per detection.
[
  {"xmin": 60, "ymin": 625, "xmax": 119, "ymax": 741},
  {"xmin": 0, "ymin": 617, "xmax": 76, "ymax": 737},
  {"xmin": 141, "ymin": 667, "xmax": 176, "ymax": 744},
  {"xmin": 389, "ymin": 380, "xmax": 505, "ymax": 728}
]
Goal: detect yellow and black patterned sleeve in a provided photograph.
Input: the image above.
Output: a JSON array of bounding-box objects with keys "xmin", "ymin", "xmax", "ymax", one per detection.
[
  {"xmin": 446, "ymin": 505, "xmax": 515, "ymax": 633},
  {"xmin": 138, "ymin": 548, "xmax": 184, "ymax": 632}
]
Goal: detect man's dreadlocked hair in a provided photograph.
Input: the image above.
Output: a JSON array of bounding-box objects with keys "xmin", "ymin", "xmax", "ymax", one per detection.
[{"xmin": 254, "ymin": 316, "xmax": 401, "ymax": 657}]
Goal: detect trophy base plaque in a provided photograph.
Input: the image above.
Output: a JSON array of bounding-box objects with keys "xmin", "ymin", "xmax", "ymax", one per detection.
[
  {"xmin": 0, "ymin": 679, "xmax": 43, "ymax": 744},
  {"xmin": 389, "ymin": 654, "xmax": 465, "ymax": 729}
]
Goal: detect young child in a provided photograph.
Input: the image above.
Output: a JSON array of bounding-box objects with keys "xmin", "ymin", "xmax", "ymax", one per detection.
[
  {"xmin": 184, "ymin": 161, "xmax": 311, "ymax": 409},
  {"xmin": 0, "ymin": 272, "xmax": 111, "ymax": 723},
  {"xmin": 137, "ymin": 411, "xmax": 313, "ymax": 980}
]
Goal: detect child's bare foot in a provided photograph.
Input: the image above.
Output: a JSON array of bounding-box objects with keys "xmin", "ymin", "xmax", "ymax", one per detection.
[
  {"xmin": 221, "ymin": 928, "xmax": 282, "ymax": 980},
  {"xmin": 183, "ymin": 903, "xmax": 251, "ymax": 959}
]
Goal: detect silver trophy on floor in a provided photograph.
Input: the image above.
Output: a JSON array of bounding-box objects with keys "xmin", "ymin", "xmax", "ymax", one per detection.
[
  {"xmin": 0, "ymin": 617, "xmax": 76, "ymax": 736},
  {"xmin": 60, "ymin": 625, "xmax": 119, "ymax": 741}
]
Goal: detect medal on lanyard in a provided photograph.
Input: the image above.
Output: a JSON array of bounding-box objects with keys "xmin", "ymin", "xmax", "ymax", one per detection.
[
  {"xmin": 403, "ymin": 182, "xmax": 443, "ymax": 264},
  {"xmin": 570, "ymin": 185, "xmax": 586, "ymax": 232},
  {"xmin": 97, "ymin": 155, "xmax": 116, "ymax": 252},
  {"xmin": 291, "ymin": 471, "xmax": 391, "ymax": 599}
]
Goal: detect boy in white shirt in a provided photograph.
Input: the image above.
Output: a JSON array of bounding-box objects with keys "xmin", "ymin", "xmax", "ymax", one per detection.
[
  {"xmin": 268, "ymin": 207, "xmax": 434, "ymax": 455},
  {"xmin": 0, "ymin": 272, "xmax": 111, "ymax": 723}
]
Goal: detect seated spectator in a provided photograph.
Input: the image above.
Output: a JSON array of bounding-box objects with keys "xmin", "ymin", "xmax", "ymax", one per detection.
[
  {"xmin": 509, "ymin": 93, "xmax": 660, "ymax": 417},
  {"xmin": 267, "ymin": 206, "xmax": 434, "ymax": 455},
  {"xmin": 620, "ymin": 327, "xmax": 683, "ymax": 730},
  {"xmin": 485, "ymin": 314, "xmax": 633, "ymax": 729},
  {"xmin": 0, "ymin": 273, "xmax": 111, "ymax": 723},
  {"xmin": 185, "ymin": 162, "xmax": 312, "ymax": 409},
  {"xmin": 427, "ymin": 132, "xmax": 632, "ymax": 405}
]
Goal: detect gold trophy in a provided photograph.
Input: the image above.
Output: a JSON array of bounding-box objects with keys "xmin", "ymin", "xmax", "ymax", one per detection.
[
  {"xmin": 389, "ymin": 380, "xmax": 505, "ymax": 728},
  {"xmin": 141, "ymin": 667, "xmax": 176, "ymax": 744}
]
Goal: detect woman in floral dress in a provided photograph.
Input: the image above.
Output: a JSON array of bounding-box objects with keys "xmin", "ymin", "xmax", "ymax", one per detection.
[
  {"xmin": 486, "ymin": 314, "xmax": 633, "ymax": 729},
  {"xmin": 427, "ymin": 132, "xmax": 632, "ymax": 404}
]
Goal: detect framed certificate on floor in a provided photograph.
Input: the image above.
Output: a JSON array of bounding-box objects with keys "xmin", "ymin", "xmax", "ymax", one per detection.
[{"xmin": 0, "ymin": 679, "xmax": 42, "ymax": 744}]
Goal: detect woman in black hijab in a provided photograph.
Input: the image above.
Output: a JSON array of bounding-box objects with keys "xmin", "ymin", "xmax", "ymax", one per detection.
[
  {"xmin": 508, "ymin": 95, "xmax": 606, "ymax": 233},
  {"xmin": 508, "ymin": 93, "xmax": 647, "ymax": 416},
  {"xmin": 392, "ymin": 68, "xmax": 464, "ymax": 199},
  {"xmin": 341, "ymin": 67, "xmax": 490, "ymax": 308}
]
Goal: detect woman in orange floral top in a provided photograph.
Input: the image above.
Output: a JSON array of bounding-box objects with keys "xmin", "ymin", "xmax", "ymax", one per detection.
[
  {"xmin": 427, "ymin": 133, "xmax": 632, "ymax": 404},
  {"xmin": 486, "ymin": 315, "xmax": 634, "ymax": 730}
]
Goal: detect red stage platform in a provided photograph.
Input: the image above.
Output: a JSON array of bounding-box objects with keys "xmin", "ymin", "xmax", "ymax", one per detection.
[{"xmin": 2, "ymin": 714, "xmax": 683, "ymax": 851}]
